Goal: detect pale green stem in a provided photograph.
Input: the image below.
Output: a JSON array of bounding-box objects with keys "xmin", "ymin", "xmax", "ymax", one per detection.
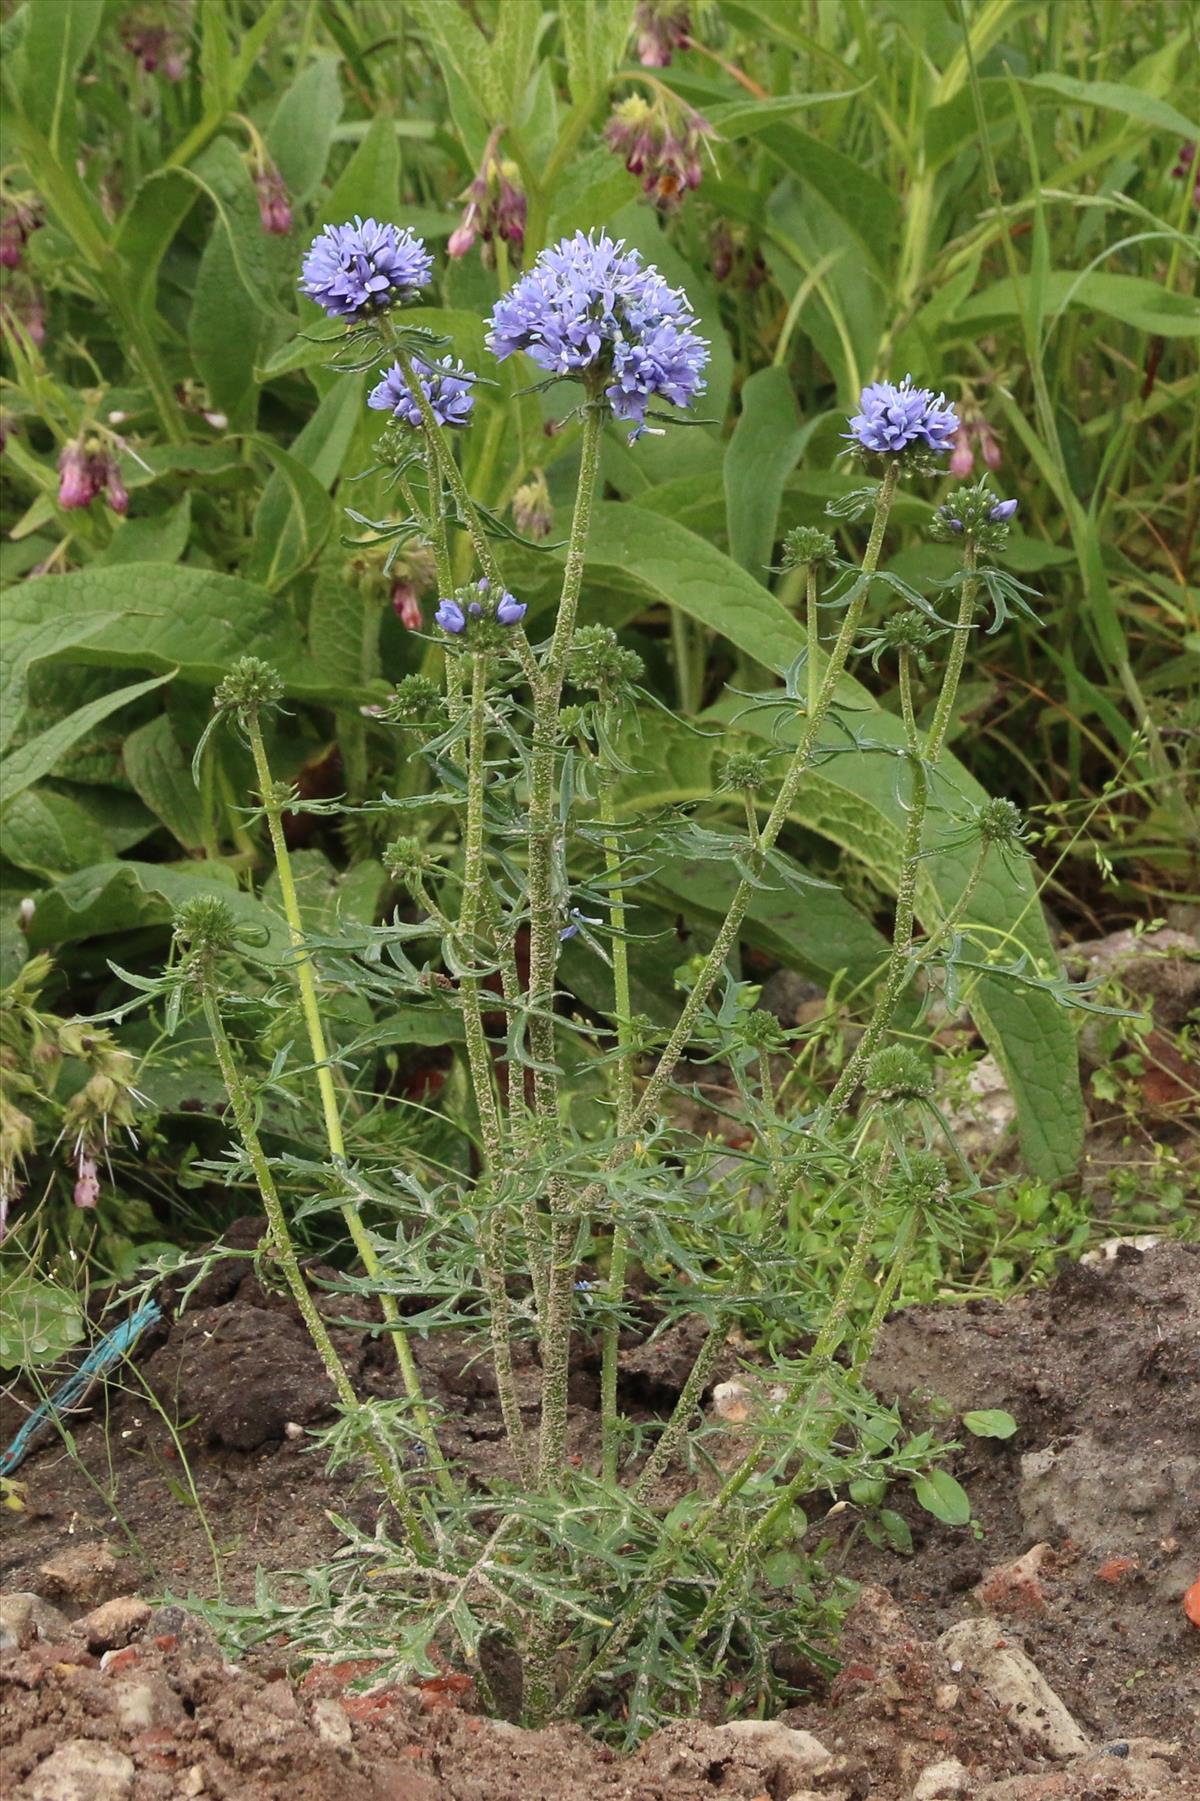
[
  {"xmin": 244, "ymin": 714, "xmax": 454, "ymax": 1501},
  {"xmin": 457, "ymin": 655, "xmax": 533, "ymax": 1481},
  {"xmin": 201, "ymin": 988, "xmax": 429, "ymax": 1555},
  {"xmin": 805, "ymin": 561, "xmax": 820, "ymax": 721},
  {"xmin": 529, "ymin": 400, "xmax": 607, "ymax": 1486},
  {"xmin": 820, "ymin": 558, "xmax": 979, "ymax": 1122},
  {"xmin": 597, "ymin": 761, "xmax": 636, "ymax": 1486},
  {"xmin": 627, "ymin": 462, "xmax": 901, "ymax": 1140}
]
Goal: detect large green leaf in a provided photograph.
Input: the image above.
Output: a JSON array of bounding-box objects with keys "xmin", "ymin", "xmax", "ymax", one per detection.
[
  {"xmin": 724, "ymin": 366, "xmax": 808, "ymax": 579},
  {"xmin": 2, "ymin": 787, "xmax": 115, "ymax": 878},
  {"xmin": 578, "ymin": 503, "xmax": 1083, "ymax": 1182},
  {"xmin": 4, "ymin": 566, "xmax": 342, "ymax": 697},
  {"xmin": 267, "ymin": 55, "xmax": 343, "ymax": 204},
  {"xmin": 1, "ymin": 612, "xmax": 127, "ymax": 757},
  {"xmin": 27, "ymin": 861, "xmax": 289, "ymax": 960},
  {"xmin": 15, "ymin": 0, "xmax": 102, "ymax": 151},
  {"xmin": 959, "ymin": 272, "xmax": 1199, "ymax": 339},
  {"xmin": 0, "ymin": 672, "xmax": 172, "ymax": 813},
  {"xmin": 122, "ymin": 715, "xmax": 208, "ymax": 851},
  {"xmin": 755, "ymin": 124, "xmax": 900, "ymax": 264}
]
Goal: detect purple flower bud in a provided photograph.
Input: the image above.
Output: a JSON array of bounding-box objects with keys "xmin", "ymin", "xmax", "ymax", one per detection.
[
  {"xmin": 104, "ymin": 461, "xmax": 130, "ymax": 516},
  {"xmin": 255, "ymin": 165, "xmax": 293, "ymax": 236},
  {"xmin": 979, "ymin": 422, "xmax": 1003, "ymax": 470},
  {"xmin": 57, "ymin": 441, "xmax": 98, "ymax": 510},
  {"xmin": 392, "ymin": 581, "xmax": 422, "ymax": 629},
  {"xmin": 447, "ymin": 220, "xmax": 477, "ymax": 259},
  {"xmin": 435, "ymin": 599, "xmax": 466, "ymax": 634},
  {"xmin": 74, "ymin": 1155, "xmax": 100, "ymax": 1210},
  {"xmin": 559, "ymin": 921, "xmax": 580, "ymax": 941},
  {"xmin": 948, "ymin": 426, "xmax": 975, "ymax": 480},
  {"xmin": 495, "ymin": 591, "xmax": 527, "ymax": 626},
  {"xmin": 989, "ymin": 498, "xmax": 1018, "ymax": 522}
]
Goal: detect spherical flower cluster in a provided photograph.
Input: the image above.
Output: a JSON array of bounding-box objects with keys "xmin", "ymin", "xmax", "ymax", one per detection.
[
  {"xmin": 435, "ymin": 578, "xmax": 526, "ymax": 635},
  {"xmin": 779, "ymin": 525, "xmax": 837, "ymax": 570},
  {"xmin": 368, "ymin": 355, "xmax": 477, "ymax": 429},
  {"xmin": 299, "ymin": 218, "xmax": 432, "ymax": 320},
  {"xmin": 929, "ymin": 482, "xmax": 1019, "ymax": 546},
  {"xmin": 487, "ymin": 232, "xmax": 708, "ymax": 437},
  {"xmin": 847, "ymin": 375, "xmax": 960, "ymax": 456}
]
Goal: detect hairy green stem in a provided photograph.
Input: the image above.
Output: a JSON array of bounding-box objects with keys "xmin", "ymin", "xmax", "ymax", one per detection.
[
  {"xmin": 523, "ymin": 401, "xmax": 606, "ymax": 1486},
  {"xmin": 628, "ymin": 462, "xmax": 901, "ymax": 1139},
  {"xmin": 244, "ymin": 714, "xmax": 453, "ymax": 1500},
  {"xmin": 456, "ymin": 655, "xmax": 533, "ymax": 1480},
  {"xmin": 201, "ymin": 988, "xmax": 429, "ymax": 1554},
  {"xmin": 820, "ymin": 555, "xmax": 978, "ymax": 1120},
  {"xmin": 597, "ymin": 762, "xmax": 636, "ymax": 1485}
]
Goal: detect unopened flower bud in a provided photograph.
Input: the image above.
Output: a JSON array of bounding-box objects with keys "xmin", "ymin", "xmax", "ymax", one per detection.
[
  {"xmin": 74, "ymin": 1155, "xmax": 101, "ymax": 1210},
  {"xmin": 57, "ymin": 441, "xmax": 98, "ymax": 510}
]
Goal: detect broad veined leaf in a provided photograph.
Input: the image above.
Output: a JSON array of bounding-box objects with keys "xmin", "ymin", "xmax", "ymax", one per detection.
[
  {"xmin": 27, "ymin": 860, "xmax": 289, "ymax": 960},
  {"xmin": 2, "ymin": 787, "xmax": 116, "ymax": 878},
  {"xmin": 559, "ymin": 0, "xmax": 634, "ymax": 102},
  {"xmin": 266, "ymin": 54, "xmax": 343, "ymax": 204},
  {"xmin": 1, "ymin": 612, "xmax": 127, "ymax": 757},
  {"xmin": 4, "ymin": 566, "xmax": 344, "ymax": 697},
  {"xmin": 123, "ymin": 714, "xmax": 208, "ymax": 851},
  {"xmin": 724, "ymin": 366, "xmax": 809, "ymax": 579},
  {"xmin": 755, "ymin": 124, "xmax": 900, "ymax": 264},
  {"xmin": 0, "ymin": 671, "xmax": 172, "ymax": 812},
  {"xmin": 959, "ymin": 271, "xmax": 1199, "ymax": 339},
  {"xmin": 94, "ymin": 496, "xmax": 192, "ymax": 568},
  {"xmin": 246, "ymin": 438, "xmax": 336, "ymax": 592},
  {"xmin": 318, "ymin": 111, "xmax": 401, "ymax": 229},
  {"xmin": 14, "ymin": 0, "xmax": 102, "ymax": 152},
  {"xmin": 578, "ymin": 504, "xmax": 1083, "ymax": 1182}
]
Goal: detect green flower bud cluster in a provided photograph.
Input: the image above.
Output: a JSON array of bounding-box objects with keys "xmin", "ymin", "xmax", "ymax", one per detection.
[
  {"xmin": 214, "ymin": 656, "xmax": 285, "ymax": 720},
  {"xmin": 718, "ymin": 749, "xmax": 773, "ymax": 793},
  {"xmin": 383, "ymin": 835, "xmax": 442, "ymax": 889},
  {"xmin": 779, "ymin": 525, "xmax": 837, "ymax": 570},
  {"xmin": 976, "ymin": 796, "xmax": 1027, "ymax": 850},
  {"xmin": 891, "ymin": 1151, "xmax": 953, "ymax": 1211},
  {"xmin": 569, "ymin": 625, "xmax": 644, "ymax": 691},
  {"xmin": 375, "ymin": 673, "xmax": 445, "ymax": 726},
  {"xmin": 864, "ymin": 1045, "xmax": 935, "ymax": 1103},
  {"xmin": 929, "ymin": 479, "xmax": 1018, "ymax": 549},
  {"xmin": 736, "ymin": 1007, "xmax": 786, "ymax": 1052}
]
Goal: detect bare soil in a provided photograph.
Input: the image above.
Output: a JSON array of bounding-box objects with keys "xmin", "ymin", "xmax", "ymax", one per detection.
[{"xmin": 2, "ymin": 1238, "xmax": 1197, "ymax": 1799}]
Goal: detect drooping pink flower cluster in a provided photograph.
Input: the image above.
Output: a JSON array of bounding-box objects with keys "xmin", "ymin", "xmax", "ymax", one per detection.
[
  {"xmin": 634, "ymin": 0, "xmax": 691, "ymax": 66},
  {"xmin": 447, "ymin": 129, "xmax": 526, "ymax": 265},
  {"xmin": 1171, "ymin": 141, "xmax": 1199, "ymax": 207},
  {"xmin": 603, "ymin": 94, "xmax": 712, "ymax": 213},
  {"xmin": 57, "ymin": 441, "xmax": 129, "ymax": 515},
  {"xmin": 947, "ymin": 413, "xmax": 1003, "ymax": 479},
  {"xmin": 0, "ymin": 199, "xmax": 41, "ymax": 270},
  {"xmin": 121, "ymin": 14, "xmax": 190, "ymax": 81},
  {"xmin": 254, "ymin": 163, "xmax": 293, "ymax": 236}
]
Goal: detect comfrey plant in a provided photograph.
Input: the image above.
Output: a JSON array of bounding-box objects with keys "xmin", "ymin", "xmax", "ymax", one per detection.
[{"xmin": 158, "ymin": 221, "xmax": 1058, "ymax": 1729}]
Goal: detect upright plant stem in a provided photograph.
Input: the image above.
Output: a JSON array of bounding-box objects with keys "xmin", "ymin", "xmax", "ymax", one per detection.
[
  {"xmin": 821, "ymin": 552, "xmax": 979, "ymax": 1121},
  {"xmin": 526, "ymin": 400, "xmax": 606, "ymax": 1487},
  {"xmin": 805, "ymin": 561, "xmax": 820, "ymax": 721},
  {"xmin": 597, "ymin": 763, "xmax": 635, "ymax": 1485},
  {"xmin": 628, "ymin": 463, "xmax": 901, "ymax": 1139},
  {"xmin": 201, "ymin": 989, "xmax": 429, "ymax": 1556},
  {"xmin": 457, "ymin": 654, "xmax": 533, "ymax": 1482},
  {"xmin": 243, "ymin": 714, "xmax": 454, "ymax": 1501}
]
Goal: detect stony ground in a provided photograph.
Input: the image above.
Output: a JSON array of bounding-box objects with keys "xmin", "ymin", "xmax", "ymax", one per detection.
[{"xmin": 2, "ymin": 1238, "xmax": 1197, "ymax": 1800}]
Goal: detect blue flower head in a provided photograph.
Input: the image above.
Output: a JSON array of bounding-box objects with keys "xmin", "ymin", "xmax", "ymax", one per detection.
[
  {"xmin": 368, "ymin": 355, "xmax": 477, "ymax": 429},
  {"xmin": 486, "ymin": 231, "xmax": 708, "ymax": 438},
  {"xmin": 299, "ymin": 217, "xmax": 433, "ymax": 320},
  {"xmin": 434, "ymin": 581, "xmax": 526, "ymax": 637},
  {"xmin": 847, "ymin": 375, "xmax": 959, "ymax": 456}
]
